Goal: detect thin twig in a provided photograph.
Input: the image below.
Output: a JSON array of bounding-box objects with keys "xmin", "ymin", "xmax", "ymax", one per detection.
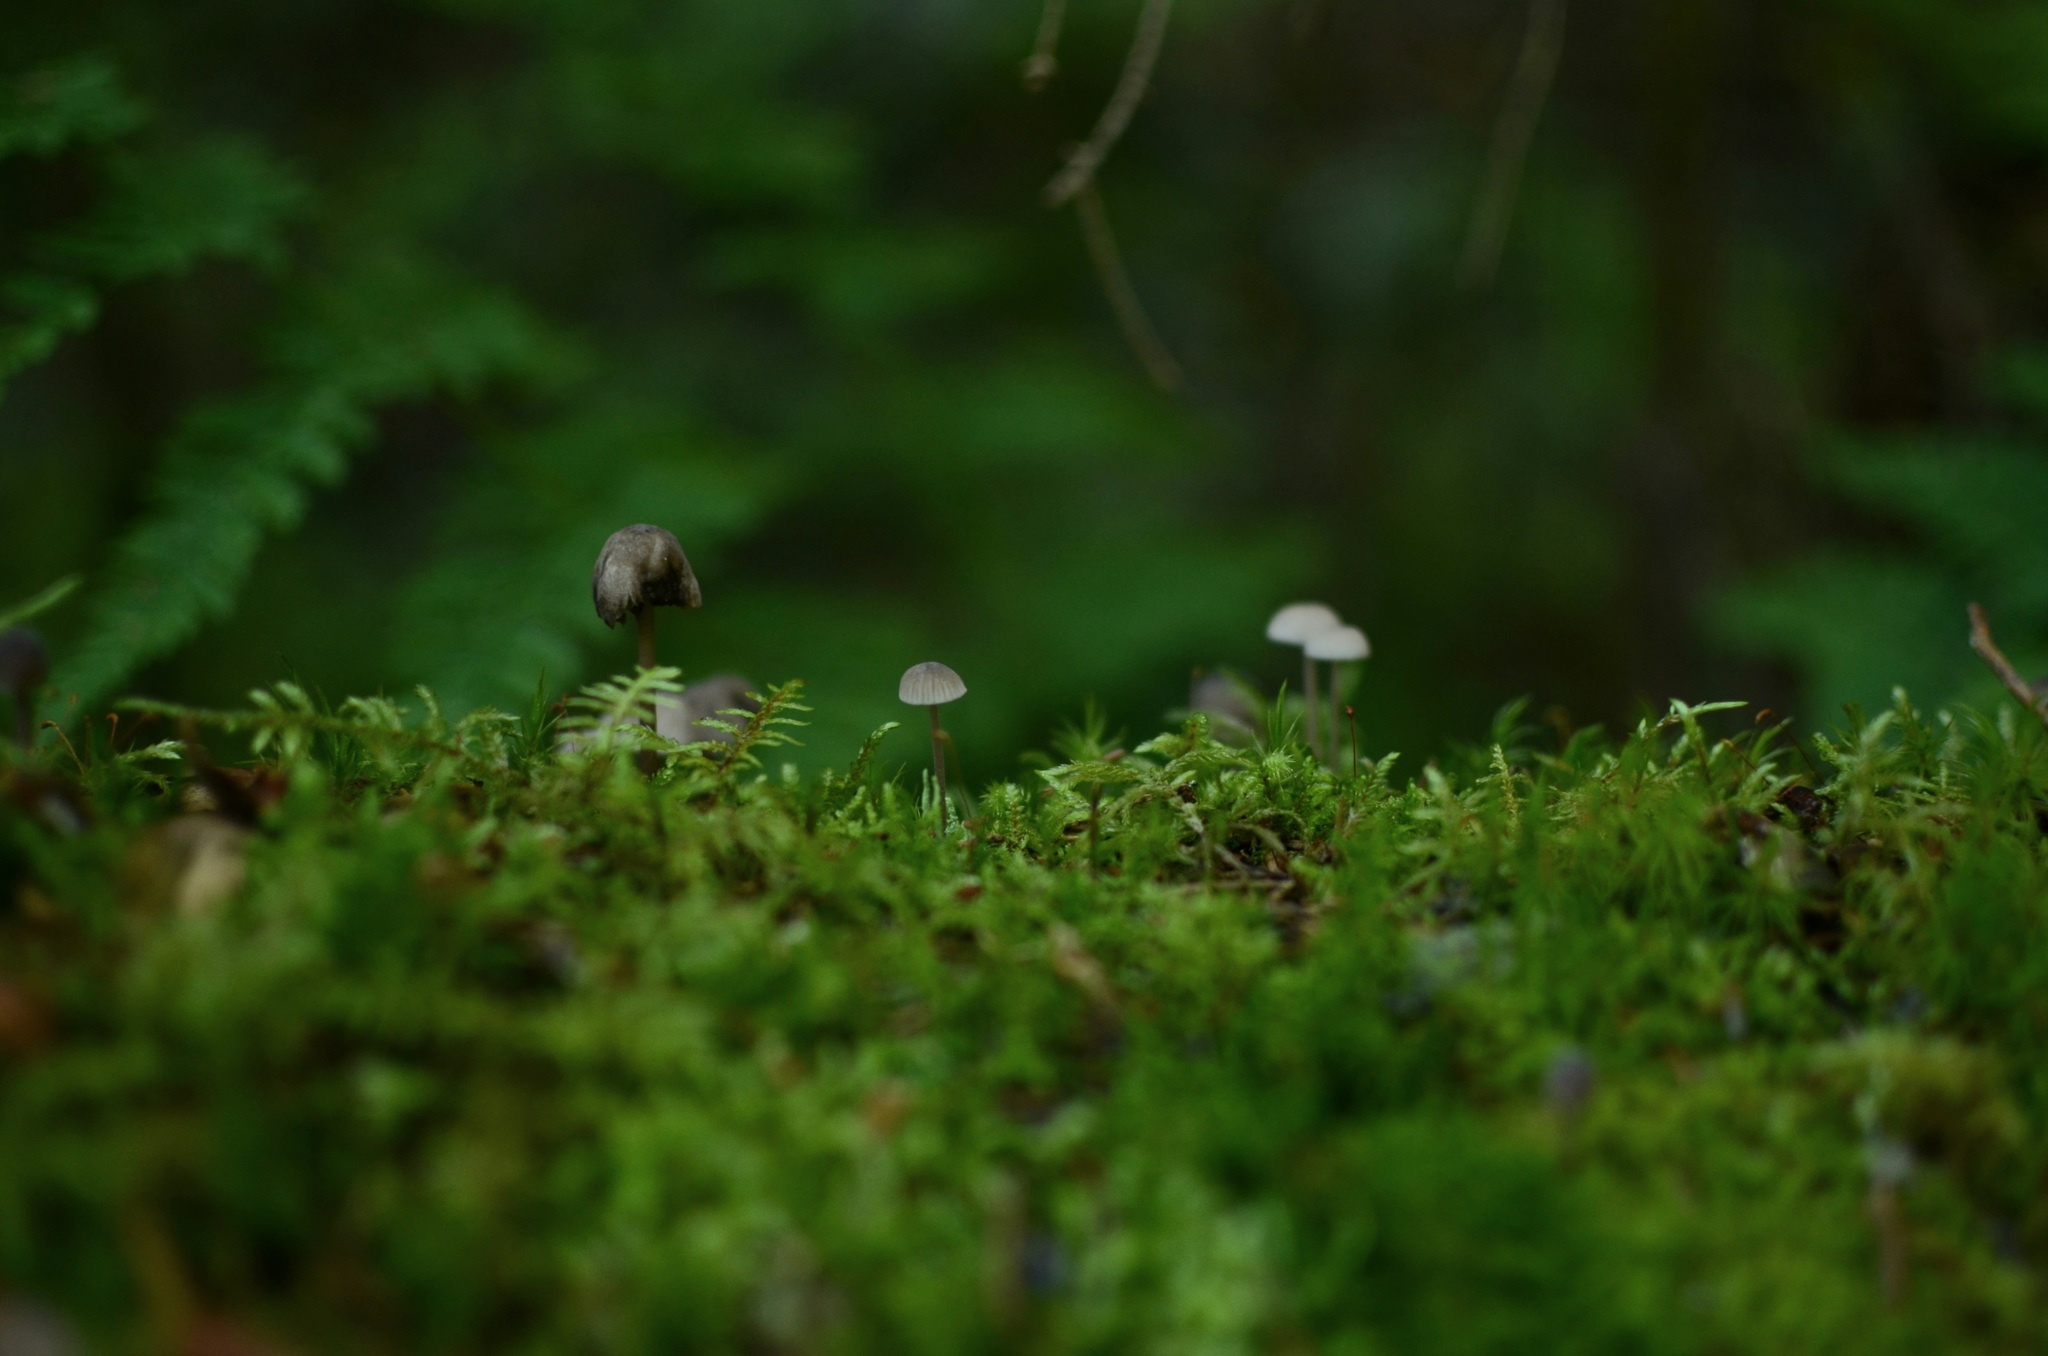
[
  {"xmin": 1074, "ymin": 181, "xmax": 1184, "ymax": 391},
  {"xmin": 1044, "ymin": 0, "xmax": 1175, "ymax": 206},
  {"xmin": 1022, "ymin": 0, "xmax": 1068, "ymax": 91},
  {"xmin": 1459, "ymin": 0, "xmax": 1568, "ymax": 291},
  {"xmin": 1967, "ymin": 603, "xmax": 2048, "ymax": 728}
]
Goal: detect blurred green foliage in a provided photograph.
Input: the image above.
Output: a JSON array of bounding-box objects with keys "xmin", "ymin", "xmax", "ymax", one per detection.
[
  {"xmin": 3, "ymin": 0, "xmax": 2048, "ymax": 769},
  {"xmin": 5, "ymin": 677, "xmax": 2048, "ymax": 1350}
]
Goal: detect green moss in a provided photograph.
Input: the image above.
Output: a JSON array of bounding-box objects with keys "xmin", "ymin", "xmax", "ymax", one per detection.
[{"xmin": 2, "ymin": 684, "xmax": 2045, "ymax": 1352}]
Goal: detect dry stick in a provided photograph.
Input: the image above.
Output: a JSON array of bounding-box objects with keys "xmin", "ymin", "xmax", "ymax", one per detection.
[
  {"xmin": 1074, "ymin": 181, "xmax": 1184, "ymax": 390},
  {"xmin": 1458, "ymin": 0, "xmax": 1568, "ymax": 291},
  {"xmin": 1044, "ymin": 0, "xmax": 1175, "ymax": 207},
  {"xmin": 1967, "ymin": 603, "xmax": 2048, "ymax": 727},
  {"xmin": 1023, "ymin": 0, "xmax": 1068, "ymax": 91}
]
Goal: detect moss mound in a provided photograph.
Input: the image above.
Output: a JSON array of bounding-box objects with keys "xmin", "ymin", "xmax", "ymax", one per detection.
[{"xmin": 3, "ymin": 678, "xmax": 2046, "ymax": 1353}]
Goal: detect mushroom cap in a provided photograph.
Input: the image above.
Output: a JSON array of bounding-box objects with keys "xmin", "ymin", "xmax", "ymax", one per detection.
[
  {"xmin": 0, "ymin": 628, "xmax": 49, "ymax": 692},
  {"xmin": 1305, "ymin": 624, "xmax": 1370, "ymax": 662},
  {"xmin": 591, "ymin": 524, "xmax": 701, "ymax": 628},
  {"xmin": 1265, "ymin": 602, "xmax": 1341, "ymax": 646},
  {"xmin": 899, "ymin": 661, "xmax": 967, "ymax": 706}
]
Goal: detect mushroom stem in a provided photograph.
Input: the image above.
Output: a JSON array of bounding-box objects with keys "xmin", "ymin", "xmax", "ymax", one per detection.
[
  {"xmin": 1302, "ymin": 653, "xmax": 1321, "ymax": 765},
  {"xmin": 635, "ymin": 609, "xmax": 658, "ymax": 671},
  {"xmin": 633, "ymin": 609, "xmax": 662, "ymax": 759},
  {"xmin": 929, "ymin": 705, "xmax": 950, "ymax": 833},
  {"xmin": 1330, "ymin": 665, "xmax": 1345, "ymax": 773}
]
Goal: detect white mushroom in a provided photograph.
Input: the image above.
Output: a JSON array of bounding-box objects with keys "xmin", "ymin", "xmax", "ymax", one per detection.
[
  {"xmin": 899, "ymin": 662, "xmax": 967, "ymax": 831},
  {"xmin": 1305, "ymin": 624, "xmax": 1369, "ymax": 771},
  {"xmin": 1265, "ymin": 602, "xmax": 1341, "ymax": 761}
]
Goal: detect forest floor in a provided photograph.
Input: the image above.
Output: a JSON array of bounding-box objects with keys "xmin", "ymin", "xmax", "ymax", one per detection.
[{"xmin": 3, "ymin": 672, "xmax": 2046, "ymax": 1355}]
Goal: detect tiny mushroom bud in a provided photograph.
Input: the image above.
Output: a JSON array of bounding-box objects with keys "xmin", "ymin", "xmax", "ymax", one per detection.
[
  {"xmin": 591, "ymin": 525, "xmax": 701, "ymax": 672},
  {"xmin": 899, "ymin": 662, "xmax": 967, "ymax": 833},
  {"xmin": 0, "ymin": 627, "xmax": 50, "ymax": 748},
  {"xmin": 1304, "ymin": 624, "xmax": 1369, "ymax": 772},
  {"xmin": 1266, "ymin": 602, "xmax": 1341, "ymax": 762}
]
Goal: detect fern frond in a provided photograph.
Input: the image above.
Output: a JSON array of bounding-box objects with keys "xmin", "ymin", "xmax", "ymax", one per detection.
[
  {"xmin": 57, "ymin": 262, "xmax": 583, "ymax": 707},
  {"xmin": 714, "ymin": 680, "xmax": 810, "ymax": 784},
  {"xmin": 1, "ymin": 139, "xmax": 307, "ymax": 392},
  {"xmin": 0, "ymin": 575, "xmax": 79, "ymax": 630},
  {"xmin": 0, "ymin": 58, "xmax": 145, "ymax": 161},
  {"xmin": 560, "ymin": 668, "xmax": 685, "ymax": 757}
]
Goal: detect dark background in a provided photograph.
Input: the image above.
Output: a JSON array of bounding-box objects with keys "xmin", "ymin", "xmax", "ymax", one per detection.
[{"xmin": 4, "ymin": 0, "xmax": 2046, "ymax": 772}]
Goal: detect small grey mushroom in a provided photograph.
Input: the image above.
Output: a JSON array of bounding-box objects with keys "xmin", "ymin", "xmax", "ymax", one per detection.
[
  {"xmin": 899, "ymin": 662, "xmax": 967, "ymax": 831},
  {"xmin": 591, "ymin": 525, "xmax": 701, "ymax": 671},
  {"xmin": 656, "ymin": 673, "xmax": 761, "ymax": 746},
  {"xmin": 0, "ymin": 627, "xmax": 49, "ymax": 748}
]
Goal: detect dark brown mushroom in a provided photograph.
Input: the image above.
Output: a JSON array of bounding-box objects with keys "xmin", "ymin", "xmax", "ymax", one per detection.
[{"xmin": 592, "ymin": 525, "xmax": 701, "ymax": 671}]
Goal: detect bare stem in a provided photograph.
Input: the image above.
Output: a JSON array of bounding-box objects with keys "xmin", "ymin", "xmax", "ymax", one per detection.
[
  {"xmin": 1967, "ymin": 603, "xmax": 2048, "ymax": 728},
  {"xmin": 1303, "ymin": 653, "xmax": 1321, "ymax": 765},
  {"xmin": 1074, "ymin": 181, "xmax": 1183, "ymax": 391},
  {"xmin": 1022, "ymin": 0, "xmax": 1068, "ymax": 91},
  {"xmin": 930, "ymin": 705, "xmax": 950, "ymax": 833},
  {"xmin": 1044, "ymin": 0, "xmax": 1174, "ymax": 207},
  {"xmin": 1459, "ymin": 0, "xmax": 1568, "ymax": 291}
]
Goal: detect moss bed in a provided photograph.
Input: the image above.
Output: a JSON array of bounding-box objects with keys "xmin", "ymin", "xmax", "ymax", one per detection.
[{"xmin": 3, "ymin": 676, "xmax": 2046, "ymax": 1354}]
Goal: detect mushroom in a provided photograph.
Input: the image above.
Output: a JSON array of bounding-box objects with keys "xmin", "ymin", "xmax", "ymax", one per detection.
[
  {"xmin": 899, "ymin": 661, "xmax": 967, "ymax": 832},
  {"xmin": 591, "ymin": 525, "xmax": 701, "ymax": 671},
  {"xmin": 1305, "ymin": 624, "xmax": 1369, "ymax": 771},
  {"xmin": 1265, "ymin": 602, "xmax": 1340, "ymax": 761},
  {"xmin": 1188, "ymin": 668, "xmax": 1257, "ymax": 743},
  {"xmin": 0, "ymin": 628, "xmax": 48, "ymax": 748},
  {"xmin": 655, "ymin": 673, "xmax": 760, "ymax": 747}
]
